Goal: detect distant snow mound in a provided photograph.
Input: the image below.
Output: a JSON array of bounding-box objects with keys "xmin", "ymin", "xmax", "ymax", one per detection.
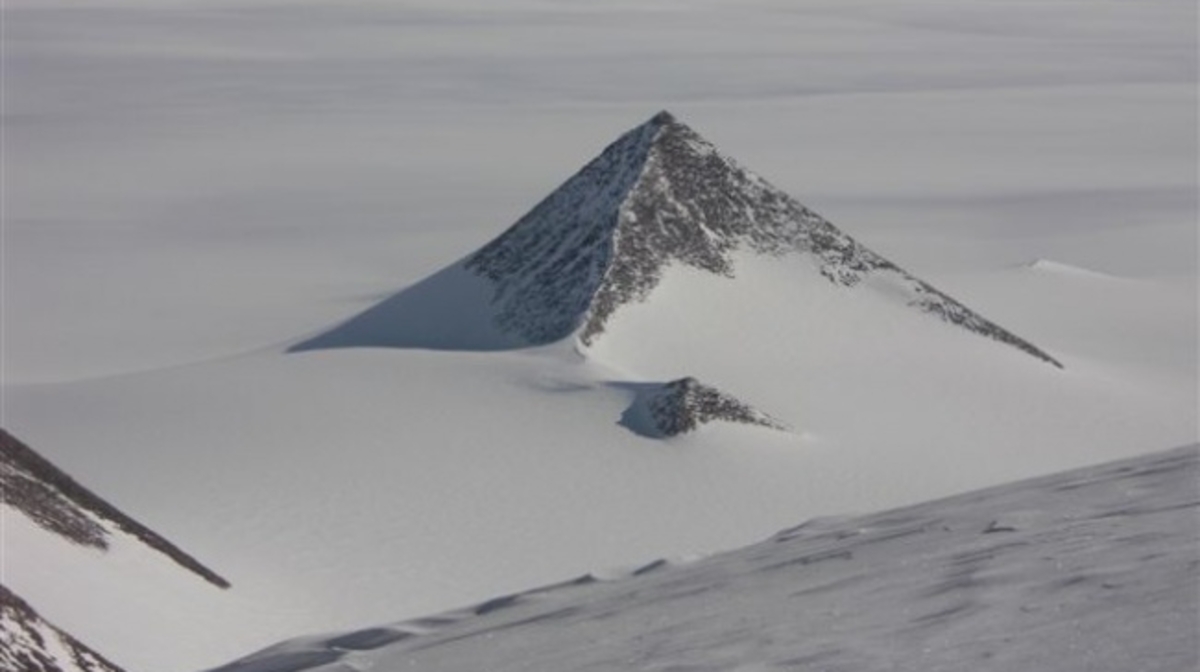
[
  {"xmin": 621, "ymin": 377, "xmax": 787, "ymax": 437},
  {"xmin": 1023, "ymin": 258, "xmax": 1117, "ymax": 280},
  {"xmin": 0, "ymin": 584, "xmax": 126, "ymax": 672},
  {"xmin": 296, "ymin": 111, "xmax": 1060, "ymax": 368},
  {"xmin": 0, "ymin": 429, "xmax": 229, "ymax": 589}
]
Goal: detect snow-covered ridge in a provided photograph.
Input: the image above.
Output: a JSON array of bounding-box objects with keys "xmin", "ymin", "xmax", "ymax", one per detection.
[
  {"xmin": 0, "ymin": 429, "xmax": 229, "ymax": 589},
  {"xmin": 207, "ymin": 444, "xmax": 1199, "ymax": 671},
  {"xmin": 0, "ymin": 585, "xmax": 125, "ymax": 672},
  {"xmin": 465, "ymin": 111, "xmax": 1062, "ymax": 367}
]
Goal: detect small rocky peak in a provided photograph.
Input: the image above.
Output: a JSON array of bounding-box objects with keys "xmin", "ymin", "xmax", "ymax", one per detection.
[{"xmin": 646, "ymin": 377, "xmax": 788, "ymax": 437}]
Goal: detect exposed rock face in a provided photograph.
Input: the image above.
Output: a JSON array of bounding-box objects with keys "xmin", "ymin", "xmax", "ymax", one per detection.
[
  {"xmin": 0, "ymin": 429, "xmax": 230, "ymax": 588},
  {"xmin": 644, "ymin": 377, "xmax": 787, "ymax": 437},
  {"xmin": 466, "ymin": 111, "xmax": 1062, "ymax": 367},
  {"xmin": 0, "ymin": 585, "xmax": 125, "ymax": 672}
]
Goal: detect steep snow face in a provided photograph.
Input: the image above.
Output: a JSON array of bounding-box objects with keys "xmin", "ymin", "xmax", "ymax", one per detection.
[
  {"xmin": 207, "ymin": 444, "xmax": 1200, "ymax": 672},
  {"xmin": 0, "ymin": 585, "xmax": 124, "ymax": 672},
  {"xmin": 463, "ymin": 111, "xmax": 1060, "ymax": 367}
]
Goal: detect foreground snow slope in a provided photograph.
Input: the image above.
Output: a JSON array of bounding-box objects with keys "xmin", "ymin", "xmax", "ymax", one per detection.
[{"xmin": 211, "ymin": 444, "xmax": 1200, "ymax": 672}]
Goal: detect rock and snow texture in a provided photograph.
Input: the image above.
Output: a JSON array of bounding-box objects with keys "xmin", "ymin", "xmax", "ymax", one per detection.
[
  {"xmin": 0, "ymin": 429, "xmax": 230, "ymax": 669},
  {"xmin": 0, "ymin": 585, "xmax": 124, "ymax": 672},
  {"xmin": 0, "ymin": 429, "xmax": 229, "ymax": 589},
  {"xmin": 297, "ymin": 111, "xmax": 1061, "ymax": 368},
  {"xmin": 623, "ymin": 377, "xmax": 787, "ymax": 437},
  {"xmin": 209, "ymin": 444, "xmax": 1200, "ymax": 672}
]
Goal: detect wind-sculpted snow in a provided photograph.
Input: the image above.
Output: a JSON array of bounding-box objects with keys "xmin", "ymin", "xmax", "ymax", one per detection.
[
  {"xmin": 465, "ymin": 111, "xmax": 1062, "ymax": 367},
  {"xmin": 207, "ymin": 445, "xmax": 1199, "ymax": 672},
  {"xmin": 0, "ymin": 585, "xmax": 125, "ymax": 672},
  {"xmin": 621, "ymin": 377, "xmax": 788, "ymax": 437}
]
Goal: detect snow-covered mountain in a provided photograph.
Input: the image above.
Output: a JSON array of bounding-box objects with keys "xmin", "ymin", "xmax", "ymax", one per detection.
[
  {"xmin": 0, "ymin": 429, "xmax": 227, "ymax": 670},
  {"xmin": 295, "ymin": 112, "xmax": 1060, "ymax": 369},
  {"xmin": 623, "ymin": 377, "xmax": 788, "ymax": 438},
  {"xmin": 209, "ymin": 444, "xmax": 1200, "ymax": 672}
]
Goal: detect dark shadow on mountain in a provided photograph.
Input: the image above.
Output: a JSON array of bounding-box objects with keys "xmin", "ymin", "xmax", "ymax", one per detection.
[
  {"xmin": 289, "ymin": 263, "xmax": 527, "ymax": 353},
  {"xmin": 610, "ymin": 381, "xmax": 670, "ymax": 438}
]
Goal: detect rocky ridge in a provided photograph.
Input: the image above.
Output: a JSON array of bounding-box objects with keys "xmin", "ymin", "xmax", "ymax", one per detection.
[
  {"xmin": 643, "ymin": 377, "xmax": 787, "ymax": 437},
  {"xmin": 0, "ymin": 585, "xmax": 125, "ymax": 672},
  {"xmin": 0, "ymin": 429, "xmax": 229, "ymax": 589}
]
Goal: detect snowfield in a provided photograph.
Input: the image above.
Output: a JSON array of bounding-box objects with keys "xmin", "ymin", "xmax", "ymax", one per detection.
[
  {"xmin": 212, "ymin": 444, "xmax": 1200, "ymax": 672},
  {"xmin": 2, "ymin": 0, "xmax": 1195, "ymax": 670}
]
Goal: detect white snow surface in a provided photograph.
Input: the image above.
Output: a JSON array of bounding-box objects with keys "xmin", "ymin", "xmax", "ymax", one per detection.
[
  {"xmin": 210, "ymin": 444, "xmax": 1200, "ymax": 672},
  {"xmin": 3, "ymin": 1, "xmax": 1196, "ymax": 670}
]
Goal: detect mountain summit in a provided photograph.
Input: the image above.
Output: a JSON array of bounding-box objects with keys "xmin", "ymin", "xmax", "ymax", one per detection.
[{"xmin": 296, "ymin": 111, "xmax": 1061, "ymax": 368}]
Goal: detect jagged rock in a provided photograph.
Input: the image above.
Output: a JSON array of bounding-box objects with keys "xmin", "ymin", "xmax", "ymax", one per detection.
[{"xmin": 0, "ymin": 584, "xmax": 125, "ymax": 672}]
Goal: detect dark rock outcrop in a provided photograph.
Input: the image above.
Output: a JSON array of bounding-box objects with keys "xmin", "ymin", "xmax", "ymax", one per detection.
[{"xmin": 624, "ymin": 377, "xmax": 788, "ymax": 437}]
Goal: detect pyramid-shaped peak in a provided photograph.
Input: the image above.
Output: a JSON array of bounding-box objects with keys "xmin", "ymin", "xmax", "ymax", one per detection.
[
  {"xmin": 299, "ymin": 113, "xmax": 1061, "ymax": 369},
  {"xmin": 463, "ymin": 113, "xmax": 1060, "ymax": 366}
]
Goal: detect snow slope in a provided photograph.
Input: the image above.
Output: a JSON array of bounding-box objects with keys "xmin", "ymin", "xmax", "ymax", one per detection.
[{"xmin": 210, "ymin": 444, "xmax": 1200, "ymax": 672}]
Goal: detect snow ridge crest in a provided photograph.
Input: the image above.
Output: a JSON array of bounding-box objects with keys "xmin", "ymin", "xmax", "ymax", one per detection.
[{"xmin": 465, "ymin": 112, "xmax": 1062, "ymax": 367}]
